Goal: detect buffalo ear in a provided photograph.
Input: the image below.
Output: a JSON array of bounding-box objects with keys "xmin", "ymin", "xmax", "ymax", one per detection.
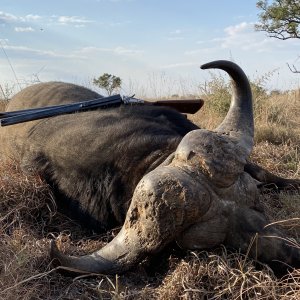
[{"xmin": 245, "ymin": 162, "xmax": 300, "ymax": 192}]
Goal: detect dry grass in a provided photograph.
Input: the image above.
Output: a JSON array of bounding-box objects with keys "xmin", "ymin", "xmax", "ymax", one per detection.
[
  {"xmin": 0, "ymin": 163, "xmax": 299, "ymax": 300},
  {"xmin": 0, "ymin": 99, "xmax": 8, "ymax": 112},
  {"xmin": 157, "ymin": 250, "xmax": 291, "ymax": 300},
  {"xmin": 0, "ymin": 87, "xmax": 299, "ymax": 299}
]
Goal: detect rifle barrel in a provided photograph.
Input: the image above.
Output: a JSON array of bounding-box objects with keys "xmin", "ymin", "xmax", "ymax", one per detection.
[{"xmin": 0, "ymin": 95, "xmax": 122, "ymax": 126}]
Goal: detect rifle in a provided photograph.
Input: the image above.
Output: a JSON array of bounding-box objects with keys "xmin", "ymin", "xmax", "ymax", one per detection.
[{"xmin": 0, "ymin": 95, "xmax": 204, "ymax": 127}]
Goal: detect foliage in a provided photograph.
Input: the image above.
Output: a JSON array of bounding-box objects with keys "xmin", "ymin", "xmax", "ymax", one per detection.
[
  {"xmin": 256, "ymin": 0, "xmax": 300, "ymax": 40},
  {"xmin": 251, "ymin": 70, "xmax": 277, "ymax": 120},
  {"xmin": 0, "ymin": 82, "xmax": 18, "ymax": 101},
  {"xmin": 198, "ymin": 72, "xmax": 232, "ymax": 117},
  {"xmin": 256, "ymin": 0, "xmax": 300, "ymax": 72},
  {"xmin": 197, "ymin": 70, "xmax": 272, "ymax": 119},
  {"xmin": 93, "ymin": 73, "xmax": 122, "ymax": 96}
]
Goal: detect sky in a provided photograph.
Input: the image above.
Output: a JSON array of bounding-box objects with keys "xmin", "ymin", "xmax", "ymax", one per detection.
[{"xmin": 1, "ymin": 0, "xmax": 300, "ymax": 97}]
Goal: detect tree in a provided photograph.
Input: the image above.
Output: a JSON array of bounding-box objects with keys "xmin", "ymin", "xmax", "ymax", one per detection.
[
  {"xmin": 256, "ymin": 0, "xmax": 300, "ymax": 72},
  {"xmin": 93, "ymin": 73, "xmax": 122, "ymax": 96},
  {"xmin": 256, "ymin": 0, "xmax": 300, "ymax": 40}
]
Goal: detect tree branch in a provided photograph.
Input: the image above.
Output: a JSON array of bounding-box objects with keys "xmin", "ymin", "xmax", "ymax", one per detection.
[{"xmin": 287, "ymin": 62, "xmax": 300, "ymax": 73}]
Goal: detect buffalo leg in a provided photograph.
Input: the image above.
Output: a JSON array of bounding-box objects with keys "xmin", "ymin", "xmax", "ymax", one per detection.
[
  {"xmin": 225, "ymin": 206, "xmax": 300, "ymax": 276},
  {"xmin": 245, "ymin": 162, "xmax": 300, "ymax": 191}
]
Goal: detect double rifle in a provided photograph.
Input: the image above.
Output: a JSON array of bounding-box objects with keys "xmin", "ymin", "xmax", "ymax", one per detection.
[{"xmin": 0, "ymin": 95, "xmax": 204, "ymax": 127}]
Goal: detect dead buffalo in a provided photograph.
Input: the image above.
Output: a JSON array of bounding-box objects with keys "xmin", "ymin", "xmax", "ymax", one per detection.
[{"xmin": 0, "ymin": 60, "xmax": 299, "ymax": 275}]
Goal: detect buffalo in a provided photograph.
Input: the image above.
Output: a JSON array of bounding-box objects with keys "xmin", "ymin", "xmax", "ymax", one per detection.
[{"xmin": 0, "ymin": 60, "xmax": 299, "ymax": 275}]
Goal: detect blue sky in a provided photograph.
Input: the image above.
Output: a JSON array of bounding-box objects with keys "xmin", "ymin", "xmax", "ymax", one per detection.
[{"xmin": 1, "ymin": 0, "xmax": 299, "ymax": 97}]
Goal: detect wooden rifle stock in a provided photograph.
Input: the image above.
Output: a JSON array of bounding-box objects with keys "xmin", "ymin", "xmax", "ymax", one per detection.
[
  {"xmin": 0, "ymin": 96, "xmax": 204, "ymax": 127},
  {"xmin": 147, "ymin": 99, "xmax": 203, "ymax": 114}
]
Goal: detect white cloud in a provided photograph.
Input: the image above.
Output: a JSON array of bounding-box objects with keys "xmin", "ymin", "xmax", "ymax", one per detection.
[
  {"xmin": 114, "ymin": 46, "xmax": 143, "ymax": 55},
  {"xmin": 78, "ymin": 46, "xmax": 144, "ymax": 56},
  {"xmin": 220, "ymin": 22, "xmax": 259, "ymax": 50},
  {"xmin": 0, "ymin": 11, "xmax": 92, "ymax": 29},
  {"xmin": 0, "ymin": 11, "xmax": 42, "ymax": 24},
  {"xmin": 184, "ymin": 46, "xmax": 217, "ymax": 56},
  {"xmin": 160, "ymin": 62, "xmax": 196, "ymax": 69},
  {"xmin": 15, "ymin": 26, "xmax": 35, "ymax": 32},
  {"xmin": 107, "ymin": 21, "xmax": 131, "ymax": 27},
  {"xmin": 170, "ymin": 29, "xmax": 182, "ymax": 35},
  {"xmin": 2, "ymin": 43, "xmax": 85, "ymax": 59},
  {"xmin": 0, "ymin": 11, "xmax": 19, "ymax": 23},
  {"xmin": 25, "ymin": 14, "xmax": 42, "ymax": 21},
  {"xmin": 167, "ymin": 36, "xmax": 184, "ymax": 41},
  {"xmin": 57, "ymin": 15, "xmax": 94, "ymax": 26},
  {"xmin": 79, "ymin": 46, "xmax": 110, "ymax": 53},
  {"xmin": 167, "ymin": 29, "xmax": 184, "ymax": 41},
  {"xmin": 217, "ymin": 21, "xmax": 288, "ymax": 53},
  {"xmin": 224, "ymin": 21, "xmax": 248, "ymax": 36},
  {"xmin": 188, "ymin": 22, "xmax": 285, "ymax": 55},
  {"xmin": 96, "ymin": 0, "xmax": 136, "ymax": 2}
]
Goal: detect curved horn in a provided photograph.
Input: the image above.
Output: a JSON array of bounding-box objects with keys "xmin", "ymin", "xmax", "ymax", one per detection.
[
  {"xmin": 50, "ymin": 167, "xmax": 203, "ymax": 274},
  {"xmin": 201, "ymin": 60, "xmax": 254, "ymax": 156},
  {"xmin": 50, "ymin": 226, "xmax": 142, "ymax": 274}
]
